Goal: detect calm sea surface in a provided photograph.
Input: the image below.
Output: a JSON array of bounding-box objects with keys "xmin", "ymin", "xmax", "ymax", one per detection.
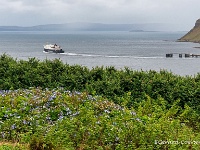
[{"xmin": 0, "ymin": 31, "xmax": 200, "ymax": 76}]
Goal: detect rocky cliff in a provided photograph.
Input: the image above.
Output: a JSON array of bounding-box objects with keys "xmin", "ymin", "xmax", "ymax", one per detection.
[{"xmin": 178, "ymin": 19, "xmax": 200, "ymax": 43}]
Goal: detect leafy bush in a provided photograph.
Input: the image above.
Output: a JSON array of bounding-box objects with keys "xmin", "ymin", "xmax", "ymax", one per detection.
[
  {"xmin": 1, "ymin": 54, "xmax": 200, "ymax": 149},
  {"xmin": 0, "ymin": 88, "xmax": 200, "ymax": 149}
]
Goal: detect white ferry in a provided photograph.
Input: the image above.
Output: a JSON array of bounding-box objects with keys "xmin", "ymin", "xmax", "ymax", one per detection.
[{"xmin": 44, "ymin": 44, "xmax": 64, "ymax": 53}]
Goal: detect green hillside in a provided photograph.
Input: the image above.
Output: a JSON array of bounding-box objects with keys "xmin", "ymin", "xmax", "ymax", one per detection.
[{"xmin": 178, "ymin": 19, "xmax": 200, "ymax": 43}]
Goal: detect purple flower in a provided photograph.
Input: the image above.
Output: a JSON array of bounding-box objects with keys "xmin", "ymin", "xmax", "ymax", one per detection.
[{"xmin": 11, "ymin": 124, "xmax": 16, "ymax": 130}]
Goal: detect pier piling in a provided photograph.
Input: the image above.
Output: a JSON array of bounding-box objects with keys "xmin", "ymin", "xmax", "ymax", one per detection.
[
  {"xmin": 166, "ymin": 53, "xmax": 173, "ymax": 58},
  {"xmin": 166, "ymin": 53, "xmax": 200, "ymax": 58}
]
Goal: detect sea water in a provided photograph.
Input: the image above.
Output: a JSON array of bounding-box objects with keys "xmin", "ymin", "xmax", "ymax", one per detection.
[{"xmin": 0, "ymin": 31, "xmax": 200, "ymax": 76}]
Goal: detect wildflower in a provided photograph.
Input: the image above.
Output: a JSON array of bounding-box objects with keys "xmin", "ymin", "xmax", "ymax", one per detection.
[{"xmin": 11, "ymin": 124, "xmax": 16, "ymax": 130}]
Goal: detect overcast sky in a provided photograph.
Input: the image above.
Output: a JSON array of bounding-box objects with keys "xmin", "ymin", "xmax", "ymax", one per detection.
[{"xmin": 0, "ymin": 0, "xmax": 199, "ymax": 30}]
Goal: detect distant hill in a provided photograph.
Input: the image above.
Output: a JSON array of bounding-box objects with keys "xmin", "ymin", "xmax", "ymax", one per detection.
[
  {"xmin": 0, "ymin": 22, "xmax": 174, "ymax": 32},
  {"xmin": 178, "ymin": 19, "xmax": 200, "ymax": 43}
]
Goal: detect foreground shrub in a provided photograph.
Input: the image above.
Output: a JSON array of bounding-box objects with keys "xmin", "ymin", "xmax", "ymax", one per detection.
[
  {"xmin": 1, "ymin": 54, "xmax": 200, "ymax": 149},
  {"xmin": 0, "ymin": 88, "xmax": 200, "ymax": 149},
  {"xmin": 1, "ymin": 54, "xmax": 200, "ymax": 113},
  {"xmin": 45, "ymin": 95, "xmax": 200, "ymax": 149}
]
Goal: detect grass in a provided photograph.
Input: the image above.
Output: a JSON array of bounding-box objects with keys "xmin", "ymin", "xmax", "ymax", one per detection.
[
  {"xmin": 0, "ymin": 142, "xmax": 28, "ymax": 150},
  {"xmin": 178, "ymin": 25, "xmax": 200, "ymax": 43}
]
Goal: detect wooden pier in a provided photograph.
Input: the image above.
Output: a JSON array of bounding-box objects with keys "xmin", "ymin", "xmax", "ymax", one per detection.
[{"xmin": 166, "ymin": 53, "xmax": 200, "ymax": 58}]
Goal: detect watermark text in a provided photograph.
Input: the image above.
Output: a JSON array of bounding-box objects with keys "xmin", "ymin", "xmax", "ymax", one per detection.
[{"xmin": 155, "ymin": 140, "xmax": 200, "ymax": 145}]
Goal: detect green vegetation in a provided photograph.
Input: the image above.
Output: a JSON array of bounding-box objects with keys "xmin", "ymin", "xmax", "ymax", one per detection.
[{"xmin": 1, "ymin": 54, "xmax": 200, "ymax": 149}]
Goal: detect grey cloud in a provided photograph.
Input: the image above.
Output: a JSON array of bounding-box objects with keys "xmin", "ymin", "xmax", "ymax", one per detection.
[{"xmin": 0, "ymin": 0, "xmax": 199, "ymax": 30}]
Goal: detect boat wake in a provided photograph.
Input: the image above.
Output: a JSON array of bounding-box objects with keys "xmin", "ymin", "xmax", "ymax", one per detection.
[
  {"xmin": 131, "ymin": 56, "xmax": 165, "ymax": 59},
  {"xmin": 61, "ymin": 52, "xmax": 101, "ymax": 57},
  {"xmin": 44, "ymin": 51, "xmax": 164, "ymax": 59},
  {"xmin": 61, "ymin": 52, "xmax": 132, "ymax": 58}
]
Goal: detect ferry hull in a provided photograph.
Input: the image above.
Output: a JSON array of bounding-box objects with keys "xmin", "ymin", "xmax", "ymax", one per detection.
[{"xmin": 44, "ymin": 48, "xmax": 64, "ymax": 53}]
